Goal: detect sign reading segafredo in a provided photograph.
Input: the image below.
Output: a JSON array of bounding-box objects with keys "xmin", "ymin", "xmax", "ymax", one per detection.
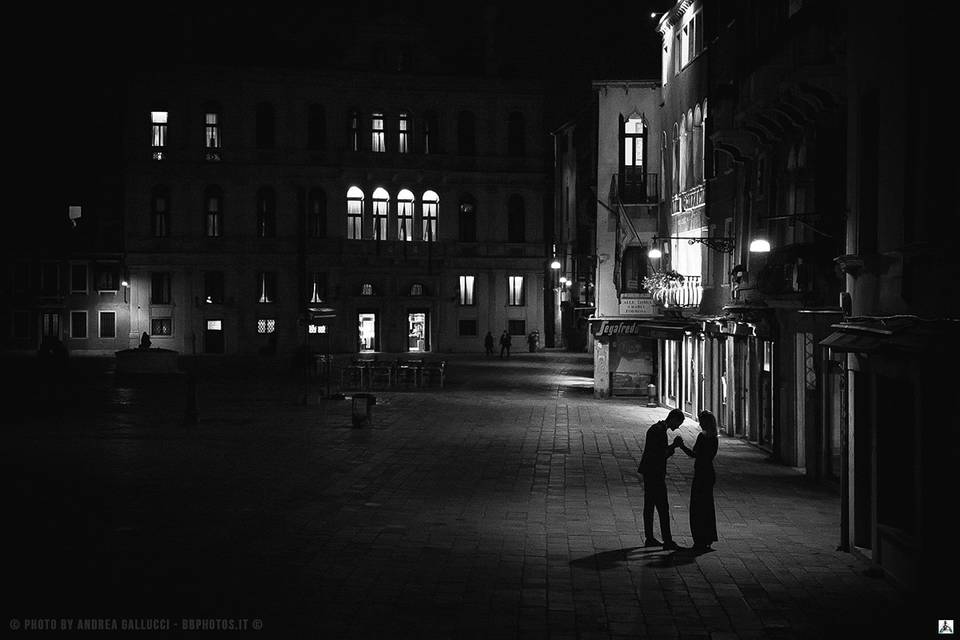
[{"xmin": 590, "ymin": 319, "xmax": 689, "ymax": 339}]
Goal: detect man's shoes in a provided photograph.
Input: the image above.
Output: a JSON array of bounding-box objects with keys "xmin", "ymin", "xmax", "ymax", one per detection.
[
  {"xmin": 662, "ymin": 540, "xmax": 680, "ymax": 551},
  {"xmin": 643, "ymin": 538, "xmax": 663, "ymax": 547}
]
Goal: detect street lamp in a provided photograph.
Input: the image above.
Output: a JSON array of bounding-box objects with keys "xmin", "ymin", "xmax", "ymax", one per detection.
[
  {"xmin": 550, "ymin": 259, "xmax": 561, "ymax": 270},
  {"xmin": 749, "ymin": 238, "xmax": 771, "ymax": 253},
  {"xmin": 648, "ymin": 246, "xmax": 662, "ymax": 260}
]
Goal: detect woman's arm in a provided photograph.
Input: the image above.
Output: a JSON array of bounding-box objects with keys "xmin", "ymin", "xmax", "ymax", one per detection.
[{"xmin": 674, "ymin": 435, "xmax": 694, "ymax": 457}]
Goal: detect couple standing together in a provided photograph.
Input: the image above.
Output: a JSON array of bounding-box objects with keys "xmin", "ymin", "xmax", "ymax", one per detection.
[{"xmin": 637, "ymin": 408, "xmax": 718, "ymax": 553}]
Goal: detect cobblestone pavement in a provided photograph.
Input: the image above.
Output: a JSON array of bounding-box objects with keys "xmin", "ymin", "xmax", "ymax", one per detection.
[{"xmin": 1, "ymin": 352, "xmax": 936, "ymax": 638}]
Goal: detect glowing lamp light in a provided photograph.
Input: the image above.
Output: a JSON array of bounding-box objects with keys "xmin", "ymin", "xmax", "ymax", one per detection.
[
  {"xmin": 121, "ymin": 280, "xmax": 129, "ymax": 288},
  {"xmin": 648, "ymin": 247, "xmax": 662, "ymax": 259},
  {"xmin": 559, "ymin": 277, "xmax": 568, "ymax": 285},
  {"xmin": 749, "ymin": 239, "xmax": 771, "ymax": 253},
  {"xmin": 550, "ymin": 259, "xmax": 561, "ymax": 270}
]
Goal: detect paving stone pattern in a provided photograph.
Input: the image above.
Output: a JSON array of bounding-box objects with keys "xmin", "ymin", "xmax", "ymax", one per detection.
[{"xmin": 2, "ymin": 353, "xmax": 924, "ymax": 638}]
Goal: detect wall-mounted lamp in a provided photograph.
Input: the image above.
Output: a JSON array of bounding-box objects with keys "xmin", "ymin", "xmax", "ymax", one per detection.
[
  {"xmin": 652, "ymin": 235, "xmax": 736, "ymax": 253},
  {"xmin": 749, "ymin": 239, "xmax": 771, "ymax": 253},
  {"xmin": 550, "ymin": 259, "xmax": 561, "ymax": 270},
  {"xmin": 648, "ymin": 247, "xmax": 662, "ymax": 260},
  {"xmin": 121, "ymin": 280, "xmax": 129, "ymax": 288},
  {"xmin": 559, "ymin": 276, "xmax": 568, "ymax": 285}
]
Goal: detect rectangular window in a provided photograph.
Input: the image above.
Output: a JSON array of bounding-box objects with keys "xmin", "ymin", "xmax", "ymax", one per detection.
[
  {"xmin": 422, "ymin": 200, "xmax": 438, "ymax": 242},
  {"xmin": 205, "ymin": 112, "xmax": 221, "ymax": 161},
  {"xmin": 151, "ymin": 111, "xmax": 168, "ymax": 160},
  {"xmin": 258, "ymin": 272, "xmax": 276, "ymax": 304},
  {"xmin": 99, "ymin": 311, "xmax": 116, "ymax": 338},
  {"xmin": 95, "ymin": 265, "xmax": 118, "ymax": 292},
  {"xmin": 13, "ymin": 311, "xmax": 31, "ymax": 339},
  {"xmin": 206, "ymin": 196, "xmax": 221, "ymax": 238},
  {"xmin": 309, "ymin": 272, "xmax": 327, "ymax": 304},
  {"xmin": 350, "ymin": 111, "xmax": 360, "ymax": 151},
  {"xmin": 507, "ymin": 275, "xmax": 524, "ymax": 306},
  {"xmin": 398, "ymin": 112, "xmax": 409, "ymax": 153},
  {"xmin": 458, "ymin": 275, "xmax": 475, "ymax": 306},
  {"xmin": 152, "ymin": 196, "xmax": 168, "ymax": 238},
  {"xmin": 150, "ymin": 272, "xmax": 171, "ymax": 304},
  {"xmin": 70, "ymin": 311, "xmax": 87, "ymax": 339},
  {"xmin": 347, "ymin": 197, "xmax": 363, "ymax": 240},
  {"xmin": 458, "ymin": 319, "xmax": 477, "ymax": 336},
  {"xmin": 151, "ymin": 317, "xmax": 172, "ymax": 336},
  {"xmin": 371, "ymin": 113, "xmax": 385, "ymax": 152},
  {"xmin": 508, "ymin": 320, "xmax": 526, "ymax": 335},
  {"xmin": 204, "ymin": 271, "xmax": 225, "ymax": 304},
  {"xmin": 70, "ymin": 264, "xmax": 88, "ymax": 294},
  {"xmin": 40, "ymin": 263, "xmax": 59, "ymax": 295},
  {"xmin": 257, "ymin": 319, "xmax": 276, "ymax": 334}
]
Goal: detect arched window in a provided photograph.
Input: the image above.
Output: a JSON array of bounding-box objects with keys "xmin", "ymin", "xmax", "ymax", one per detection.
[
  {"xmin": 421, "ymin": 190, "xmax": 439, "ymax": 241},
  {"xmin": 346, "ymin": 186, "xmax": 364, "ymax": 239},
  {"xmin": 255, "ymin": 102, "xmax": 275, "ymax": 149},
  {"xmin": 693, "ymin": 104, "xmax": 704, "ymax": 184},
  {"xmin": 308, "ymin": 188, "xmax": 326, "ymax": 238},
  {"xmin": 507, "ymin": 195, "xmax": 525, "ymax": 243},
  {"xmin": 409, "ymin": 283, "xmax": 424, "ymax": 296},
  {"xmin": 458, "ymin": 195, "xmax": 476, "ymax": 242},
  {"xmin": 308, "ymin": 104, "xmax": 326, "ymax": 150},
  {"xmin": 507, "ymin": 111, "xmax": 525, "ymax": 156},
  {"xmin": 457, "ymin": 111, "xmax": 476, "ymax": 156},
  {"xmin": 151, "ymin": 186, "xmax": 169, "ymax": 238},
  {"xmin": 672, "ymin": 123, "xmax": 680, "ymax": 194},
  {"xmin": 684, "ymin": 109, "xmax": 694, "ymax": 190},
  {"xmin": 203, "ymin": 102, "xmax": 221, "ymax": 161},
  {"xmin": 372, "ymin": 187, "xmax": 389, "ymax": 240},
  {"xmin": 397, "ymin": 188, "xmax": 414, "ymax": 241},
  {"xmin": 256, "ymin": 187, "xmax": 276, "ymax": 238},
  {"xmin": 660, "ymin": 130, "xmax": 668, "ymax": 200},
  {"xmin": 397, "ymin": 111, "xmax": 409, "ymax": 153},
  {"xmin": 205, "ymin": 186, "xmax": 223, "ymax": 238}
]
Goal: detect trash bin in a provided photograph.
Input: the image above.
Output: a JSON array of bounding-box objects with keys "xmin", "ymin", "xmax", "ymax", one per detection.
[
  {"xmin": 351, "ymin": 393, "xmax": 376, "ymax": 428},
  {"xmin": 646, "ymin": 383, "xmax": 658, "ymax": 408}
]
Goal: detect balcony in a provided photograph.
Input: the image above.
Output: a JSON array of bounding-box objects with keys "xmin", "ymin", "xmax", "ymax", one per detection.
[
  {"xmin": 613, "ymin": 170, "xmax": 658, "ymax": 205},
  {"xmin": 653, "ymin": 275, "xmax": 702, "ymax": 309}
]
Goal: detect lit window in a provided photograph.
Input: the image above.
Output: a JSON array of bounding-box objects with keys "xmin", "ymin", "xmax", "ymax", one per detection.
[
  {"xmin": 204, "ymin": 108, "xmax": 221, "ymax": 161},
  {"xmin": 410, "ymin": 283, "xmax": 424, "ymax": 296},
  {"xmin": 206, "ymin": 320, "xmax": 222, "ymax": 331},
  {"xmin": 257, "ymin": 319, "xmax": 276, "ymax": 334},
  {"xmin": 151, "ymin": 111, "xmax": 168, "ymax": 160},
  {"xmin": 422, "ymin": 190, "xmax": 439, "ymax": 242},
  {"xmin": 308, "ymin": 324, "xmax": 327, "ymax": 334},
  {"xmin": 507, "ymin": 275, "xmax": 524, "ymax": 306},
  {"xmin": 257, "ymin": 187, "xmax": 276, "ymax": 238},
  {"xmin": 371, "ymin": 112, "xmax": 385, "ymax": 152},
  {"xmin": 347, "ymin": 186, "xmax": 364, "ymax": 239},
  {"xmin": 397, "ymin": 189, "xmax": 414, "ymax": 241},
  {"xmin": 349, "ymin": 109, "xmax": 360, "ymax": 151},
  {"xmin": 372, "ymin": 187, "xmax": 389, "ymax": 240},
  {"xmin": 361, "ymin": 283, "xmax": 374, "ymax": 296},
  {"xmin": 205, "ymin": 187, "xmax": 222, "ymax": 238},
  {"xmin": 398, "ymin": 112, "xmax": 409, "ymax": 153},
  {"xmin": 99, "ymin": 311, "xmax": 116, "ymax": 338},
  {"xmin": 151, "ymin": 318, "xmax": 172, "ymax": 336},
  {"xmin": 70, "ymin": 311, "xmax": 87, "ymax": 339},
  {"xmin": 458, "ymin": 275, "xmax": 475, "ymax": 305},
  {"xmin": 310, "ymin": 272, "xmax": 327, "ymax": 304},
  {"xmin": 620, "ymin": 115, "xmax": 646, "ymax": 202},
  {"xmin": 258, "ymin": 272, "xmax": 276, "ymax": 304}
]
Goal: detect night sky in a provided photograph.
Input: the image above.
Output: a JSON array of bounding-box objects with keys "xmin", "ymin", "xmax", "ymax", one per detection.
[{"xmin": 15, "ymin": 1, "xmax": 670, "ymax": 244}]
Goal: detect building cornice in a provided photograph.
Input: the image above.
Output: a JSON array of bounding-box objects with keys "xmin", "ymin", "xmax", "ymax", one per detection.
[{"xmin": 657, "ymin": 0, "xmax": 696, "ymax": 36}]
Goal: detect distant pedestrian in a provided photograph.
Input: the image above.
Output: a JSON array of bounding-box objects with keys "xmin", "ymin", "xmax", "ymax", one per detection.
[
  {"xmin": 527, "ymin": 330, "xmax": 538, "ymax": 353},
  {"xmin": 499, "ymin": 330, "xmax": 512, "ymax": 358},
  {"xmin": 675, "ymin": 410, "xmax": 719, "ymax": 552},
  {"xmin": 484, "ymin": 331, "xmax": 495, "ymax": 357},
  {"xmin": 637, "ymin": 408, "xmax": 684, "ymax": 550}
]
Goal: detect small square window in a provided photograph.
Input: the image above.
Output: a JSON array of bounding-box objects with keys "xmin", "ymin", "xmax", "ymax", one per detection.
[{"xmin": 151, "ymin": 318, "xmax": 173, "ymax": 336}]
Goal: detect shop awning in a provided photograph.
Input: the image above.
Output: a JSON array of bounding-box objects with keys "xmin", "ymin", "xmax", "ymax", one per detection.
[
  {"xmin": 819, "ymin": 331, "xmax": 883, "ymax": 353},
  {"xmin": 589, "ymin": 318, "xmax": 697, "ymax": 338},
  {"xmin": 819, "ymin": 319, "xmax": 944, "ymax": 355}
]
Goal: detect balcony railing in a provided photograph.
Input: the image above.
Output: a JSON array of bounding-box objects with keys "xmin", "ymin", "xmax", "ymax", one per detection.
[
  {"xmin": 653, "ymin": 275, "xmax": 702, "ymax": 309},
  {"xmin": 613, "ymin": 170, "xmax": 659, "ymax": 205}
]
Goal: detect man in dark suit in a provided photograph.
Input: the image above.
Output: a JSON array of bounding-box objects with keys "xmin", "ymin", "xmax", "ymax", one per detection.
[{"xmin": 638, "ymin": 408, "xmax": 685, "ymax": 550}]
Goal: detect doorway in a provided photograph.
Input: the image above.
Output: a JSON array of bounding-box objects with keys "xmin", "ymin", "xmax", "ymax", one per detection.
[
  {"xmin": 407, "ymin": 311, "xmax": 429, "ymax": 352},
  {"xmin": 204, "ymin": 319, "xmax": 224, "ymax": 353},
  {"xmin": 358, "ymin": 312, "xmax": 377, "ymax": 352}
]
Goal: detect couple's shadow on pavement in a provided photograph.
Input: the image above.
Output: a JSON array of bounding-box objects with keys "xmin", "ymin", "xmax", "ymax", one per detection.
[{"xmin": 570, "ymin": 545, "xmax": 715, "ymax": 570}]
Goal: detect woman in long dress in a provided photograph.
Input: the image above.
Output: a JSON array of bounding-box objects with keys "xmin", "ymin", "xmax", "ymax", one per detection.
[{"xmin": 674, "ymin": 410, "xmax": 719, "ymax": 551}]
